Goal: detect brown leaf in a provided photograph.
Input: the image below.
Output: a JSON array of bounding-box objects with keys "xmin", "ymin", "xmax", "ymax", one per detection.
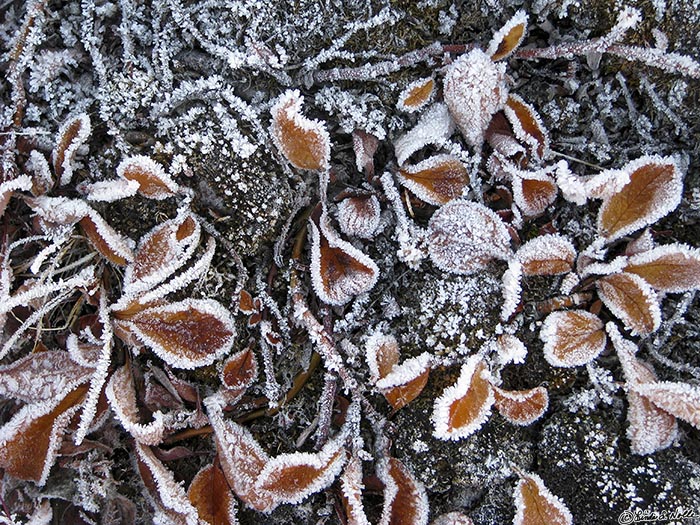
[
  {"xmin": 337, "ymin": 194, "xmax": 381, "ymax": 239},
  {"xmin": 53, "ymin": 113, "xmax": 91, "ymax": 186},
  {"xmin": 516, "ymin": 234, "xmax": 576, "ymax": 276},
  {"xmin": 382, "ymin": 368, "xmax": 430, "ymax": 412},
  {"xmin": 504, "ymin": 94, "xmax": 548, "ymax": 162},
  {"xmin": 188, "ymin": 463, "xmax": 238, "ymax": 525},
  {"xmin": 512, "ymin": 172, "xmax": 558, "ymax": 217},
  {"xmin": 397, "ymin": 155, "xmax": 469, "ymax": 206},
  {"xmin": 632, "ymin": 381, "xmax": 700, "ymax": 429},
  {"xmin": 376, "ymin": 353, "xmax": 432, "ymax": 411},
  {"xmin": 432, "ymin": 356, "xmax": 495, "ymax": 440},
  {"xmin": 513, "ymin": 472, "xmax": 572, "ymax": 525},
  {"xmin": 238, "ymin": 290, "xmax": 256, "ymax": 314},
  {"xmin": 597, "ymin": 272, "xmax": 660, "ymax": 336},
  {"xmin": 487, "ymin": 11, "xmax": 528, "ymax": 61},
  {"xmin": 540, "ymin": 310, "xmax": 606, "ymax": 367},
  {"xmin": 624, "ymin": 243, "xmax": 700, "ymax": 292},
  {"xmin": 117, "ymin": 155, "xmax": 179, "ymax": 200},
  {"xmin": 398, "ymin": 77, "xmax": 435, "ymax": 112},
  {"xmin": 221, "ymin": 347, "xmax": 258, "ymax": 392},
  {"xmin": 270, "ymin": 90, "xmax": 330, "ymax": 171},
  {"xmin": 79, "ymin": 213, "xmax": 134, "ymax": 266},
  {"xmin": 493, "ymin": 386, "xmax": 548, "ymax": 425},
  {"xmin": 339, "ymin": 456, "xmax": 370, "ymax": 525},
  {"xmin": 598, "ymin": 156, "xmax": 682, "ymax": 242},
  {"xmin": 365, "ymin": 334, "xmax": 400, "ymax": 381},
  {"xmin": 378, "ymin": 457, "xmax": 429, "ymax": 525}
]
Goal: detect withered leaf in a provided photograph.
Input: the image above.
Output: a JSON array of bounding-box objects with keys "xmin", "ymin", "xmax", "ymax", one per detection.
[
  {"xmin": 337, "ymin": 194, "xmax": 381, "ymax": 239},
  {"xmin": 118, "ymin": 298, "xmax": 235, "ymax": 369},
  {"xmin": 493, "ymin": 386, "xmax": 548, "ymax": 426},
  {"xmin": 504, "ymin": 94, "xmax": 548, "ymax": 162},
  {"xmin": 79, "ymin": 211, "xmax": 134, "ymax": 266},
  {"xmin": 52, "ymin": 113, "xmax": 91, "ymax": 186},
  {"xmin": 221, "ymin": 347, "xmax": 258, "ymax": 392},
  {"xmin": 540, "ymin": 310, "xmax": 606, "ymax": 367},
  {"xmin": 597, "ymin": 272, "xmax": 661, "ymax": 336},
  {"xmin": 624, "ymin": 243, "xmax": 700, "ymax": 292},
  {"xmin": 365, "ymin": 333, "xmax": 400, "ymax": 382},
  {"xmin": 598, "ymin": 156, "xmax": 682, "ymax": 242},
  {"xmin": 432, "ymin": 356, "xmax": 495, "ymax": 440},
  {"xmin": 513, "ymin": 472, "xmax": 573, "ymax": 525},
  {"xmin": 516, "ymin": 234, "xmax": 576, "ymax": 276},
  {"xmin": 375, "ymin": 353, "xmax": 432, "ymax": 411},
  {"xmin": 0, "ymin": 384, "xmax": 87, "ymax": 484},
  {"xmin": 632, "ymin": 381, "xmax": 700, "ymax": 429},
  {"xmin": 397, "ymin": 155, "xmax": 469, "ymax": 206},
  {"xmin": 397, "ymin": 77, "xmax": 435, "ymax": 113},
  {"xmin": 340, "ymin": 456, "xmax": 370, "ymax": 525},
  {"xmin": 486, "ymin": 10, "xmax": 528, "ymax": 61},
  {"xmin": 117, "ymin": 155, "xmax": 179, "ymax": 200},
  {"xmin": 378, "ymin": 457, "xmax": 429, "ymax": 525},
  {"xmin": 512, "ymin": 172, "xmax": 558, "ymax": 217},
  {"xmin": 188, "ymin": 463, "xmax": 238, "ymax": 525},
  {"xmin": 270, "ymin": 90, "xmax": 330, "ymax": 171}
]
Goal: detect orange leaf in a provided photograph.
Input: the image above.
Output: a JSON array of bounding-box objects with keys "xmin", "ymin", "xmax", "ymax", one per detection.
[
  {"xmin": 270, "ymin": 90, "xmax": 330, "ymax": 171},
  {"xmin": 513, "ymin": 472, "xmax": 572, "ymax": 525},
  {"xmin": 79, "ymin": 212, "xmax": 134, "ymax": 265},
  {"xmin": 493, "ymin": 386, "xmax": 548, "ymax": 425},
  {"xmin": 53, "ymin": 113, "xmax": 91, "ymax": 185},
  {"xmin": 0, "ymin": 384, "xmax": 87, "ymax": 484},
  {"xmin": 365, "ymin": 333, "xmax": 400, "ymax": 381},
  {"xmin": 624, "ymin": 243, "xmax": 700, "ymax": 292},
  {"xmin": 378, "ymin": 457, "xmax": 429, "ymax": 525},
  {"xmin": 188, "ymin": 463, "xmax": 238, "ymax": 525},
  {"xmin": 117, "ymin": 155, "xmax": 179, "ymax": 199},
  {"xmin": 123, "ymin": 299, "xmax": 235, "ymax": 369},
  {"xmin": 597, "ymin": 272, "xmax": 660, "ymax": 336},
  {"xmin": 397, "ymin": 155, "xmax": 469, "ymax": 206},
  {"xmin": 382, "ymin": 368, "xmax": 430, "ymax": 411},
  {"xmin": 432, "ymin": 356, "xmax": 494, "ymax": 440},
  {"xmin": 487, "ymin": 11, "xmax": 528, "ymax": 61},
  {"xmin": 340, "ymin": 456, "xmax": 370, "ymax": 525},
  {"xmin": 516, "ymin": 234, "xmax": 576, "ymax": 276},
  {"xmin": 398, "ymin": 77, "xmax": 435, "ymax": 112},
  {"xmin": 376, "ymin": 353, "xmax": 432, "ymax": 411},
  {"xmin": 504, "ymin": 94, "xmax": 548, "ymax": 162},
  {"xmin": 598, "ymin": 156, "xmax": 682, "ymax": 242},
  {"xmin": 221, "ymin": 347, "xmax": 258, "ymax": 392},
  {"xmin": 540, "ymin": 310, "xmax": 606, "ymax": 367},
  {"xmin": 512, "ymin": 172, "xmax": 558, "ymax": 217}
]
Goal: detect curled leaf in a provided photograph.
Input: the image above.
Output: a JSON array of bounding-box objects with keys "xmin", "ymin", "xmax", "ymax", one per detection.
[
  {"xmin": 375, "ymin": 353, "xmax": 432, "ymax": 411},
  {"xmin": 340, "ymin": 456, "xmax": 370, "ymax": 525},
  {"xmin": 397, "ymin": 77, "xmax": 435, "ymax": 113},
  {"xmin": 337, "ymin": 194, "xmax": 381, "ymax": 239},
  {"xmin": 503, "ymin": 94, "xmax": 548, "ymax": 162},
  {"xmin": 512, "ymin": 171, "xmax": 558, "ymax": 217},
  {"xmin": 378, "ymin": 457, "xmax": 429, "ymax": 525},
  {"xmin": 79, "ymin": 210, "xmax": 135, "ymax": 265},
  {"xmin": 53, "ymin": 113, "xmax": 91, "ymax": 186},
  {"xmin": 397, "ymin": 155, "xmax": 469, "ymax": 206},
  {"xmin": 117, "ymin": 155, "xmax": 179, "ymax": 200},
  {"xmin": 393, "ymin": 103, "xmax": 455, "ymax": 165},
  {"xmin": 540, "ymin": 310, "xmax": 606, "ymax": 367},
  {"xmin": 486, "ymin": 10, "xmax": 528, "ymax": 61}
]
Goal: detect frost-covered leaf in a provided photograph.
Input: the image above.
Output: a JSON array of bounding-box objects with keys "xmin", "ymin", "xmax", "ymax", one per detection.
[
  {"xmin": 397, "ymin": 77, "xmax": 435, "ymax": 113},
  {"xmin": 221, "ymin": 347, "xmax": 258, "ymax": 392},
  {"xmin": 631, "ymin": 381, "xmax": 700, "ymax": 429},
  {"xmin": 428, "ymin": 200, "xmax": 511, "ymax": 275},
  {"xmin": 0, "ymin": 174, "xmax": 33, "ymax": 218},
  {"xmin": 188, "ymin": 463, "xmax": 239, "ymax": 525},
  {"xmin": 352, "ymin": 130, "xmax": 379, "ymax": 176},
  {"xmin": 597, "ymin": 272, "xmax": 661, "ymax": 336},
  {"xmin": 340, "ymin": 456, "xmax": 370, "ymax": 525},
  {"xmin": 501, "ymin": 259, "xmax": 523, "ymax": 322},
  {"xmin": 0, "ymin": 384, "xmax": 87, "ymax": 484},
  {"xmin": 486, "ymin": 10, "xmax": 528, "ymax": 61},
  {"xmin": 375, "ymin": 352, "xmax": 432, "ymax": 411},
  {"xmin": 105, "ymin": 365, "xmax": 165, "ymax": 445},
  {"xmin": 540, "ymin": 310, "xmax": 606, "ymax": 367},
  {"xmin": 495, "ymin": 334, "xmax": 528, "ymax": 366},
  {"xmin": 52, "ymin": 113, "xmax": 91, "ymax": 186},
  {"xmin": 270, "ymin": 90, "xmax": 330, "ymax": 171},
  {"xmin": 492, "ymin": 386, "xmax": 548, "ymax": 425},
  {"xmin": 254, "ymin": 432, "xmax": 347, "ymax": 506},
  {"xmin": 378, "ymin": 457, "xmax": 429, "ymax": 525},
  {"xmin": 513, "ymin": 472, "xmax": 572, "ymax": 525},
  {"xmin": 598, "ymin": 156, "xmax": 682, "ymax": 242},
  {"xmin": 431, "ymin": 511, "xmax": 474, "ymax": 525},
  {"xmin": 397, "ymin": 155, "xmax": 469, "ymax": 206},
  {"xmin": 115, "ymin": 298, "xmax": 236, "ymax": 369},
  {"xmin": 79, "ymin": 210, "xmax": 135, "ymax": 265},
  {"xmin": 79, "ymin": 178, "xmax": 140, "ymax": 202},
  {"xmin": 365, "ymin": 333, "xmax": 400, "ymax": 382},
  {"xmin": 337, "ymin": 194, "xmax": 381, "ymax": 239},
  {"xmin": 503, "ymin": 94, "xmax": 548, "ymax": 162},
  {"xmin": 624, "ymin": 243, "xmax": 700, "ymax": 292},
  {"xmin": 511, "ymin": 171, "xmax": 558, "ymax": 217},
  {"xmin": 309, "ymin": 211, "xmax": 379, "ymax": 306},
  {"xmin": 27, "ymin": 150, "xmax": 53, "ymax": 197},
  {"xmin": 432, "ymin": 356, "xmax": 495, "ymax": 440},
  {"xmin": 123, "ymin": 212, "xmax": 200, "ymax": 295},
  {"xmin": 444, "ymin": 49, "xmax": 508, "ymax": 147},
  {"xmin": 0, "ymin": 350, "xmax": 94, "ymax": 403},
  {"xmin": 394, "ymin": 103, "xmax": 455, "ymax": 165},
  {"xmin": 117, "ymin": 155, "xmax": 179, "ymax": 200},
  {"xmin": 516, "ymin": 234, "xmax": 576, "ymax": 276},
  {"xmin": 135, "ymin": 442, "xmax": 199, "ymax": 525}
]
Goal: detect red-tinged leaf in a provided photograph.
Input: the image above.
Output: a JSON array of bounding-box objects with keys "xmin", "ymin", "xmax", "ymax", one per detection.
[
  {"xmin": 309, "ymin": 212, "xmax": 379, "ymax": 306},
  {"xmin": 135, "ymin": 442, "xmax": 199, "ymax": 525},
  {"xmin": 0, "ymin": 350, "xmax": 95, "ymax": 403},
  {"xmin": 105, "ymin": 365, "xmax": 165, "ymax": 445},
  {"xmin": 270, "ymin": 90, "xmax": 330, "ymax": 171},
  {"xmin": 631, "ymin": 381, "xmax": 700, "ymax": 429},
  {"xmin": 428, "ymin": 200, "xmax": 511, "ymax": 275},
  {"xmin": 624, "ymin": 243, "xmax": 700, "ymax": 292},
  {"xmin": 376, "ymin": 353, "xmax": 432, "ymax": 411},
  {"xmin": 340, "ymin": 456, "xmax": 370, "ymax": 525},
  {"xmin": 540, "ymin": 310, "xmax": 606, "ymax": 367},
  {"xmin": 188, "ymin": 463, "xmax": 239, "ymax": 525},
  {"xmin": 378, "ymin": 457, "xmax": 429, "ymax": 525},
  {"xmin": 493, "ymin": 386, "xmax": 548, "ymax": 425},
  {"xmin": 512, "ymin": 172, "xmax": 558, "ymax": 217},
  {"xmin": 432, "ymin": 356, "xmax": 495, "ymax": 440},
  {"xmin": 486, "ymin": 10, "xmax": 528, "ymax": 61},
  {"xmin": 504, "ymin": 94, "xmax": 548, "ymax": 162},
  {"xmin": 516, "ymin": 234, "xmax": 576, "ymax": 276},
  {"xmin": 397, "ymin": 77, "xmax": 435, "ymax": 113},
  {"xmin": 598, "ymin": 156, "xmax": 682, "ymax": 242},
  {"xmin": 117, "ymin": 155, "xmax": 179, "ymax": 199},
  {"xmin": 337, "ymin": 194, "xmax": 381, "ymax": 239},
  {"xmin": 597, "ymin": 272, "xmax": 661, "ymax": 336},
  {"xmin": 238, "ymin": 290, "xmax": 256, "ymax": 314},
  {"xmin": 52, "ymin": 113, "xmax": 91, "ymax": 186},
  {"xmin": 120, "ymin": 299, "xmax": 235, "ymax": 369},
  {"xmin": 397, "ymin": 155, "xmax": 469, "ymax": 206},
  {"xmin": 513, "ymin": 472, "xmax": 572, "ymax": 525},
  {"xmin": 352, "ymin": 130, "xmax": 379, "ymax": 175},
  {"xmin": 254, "ymin": 433, "xmax": 347, "ymax": 506},
  {"xmin": 0, "ymin": 384, "xmax": 87, "ymax": 484},
  {"xmin": 79, "ymin": 212, "xmax": 134, "ymax": 266},
  {"xmin": 221, "ymin": 347, "xmax": 258, "ymax": 392}
]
